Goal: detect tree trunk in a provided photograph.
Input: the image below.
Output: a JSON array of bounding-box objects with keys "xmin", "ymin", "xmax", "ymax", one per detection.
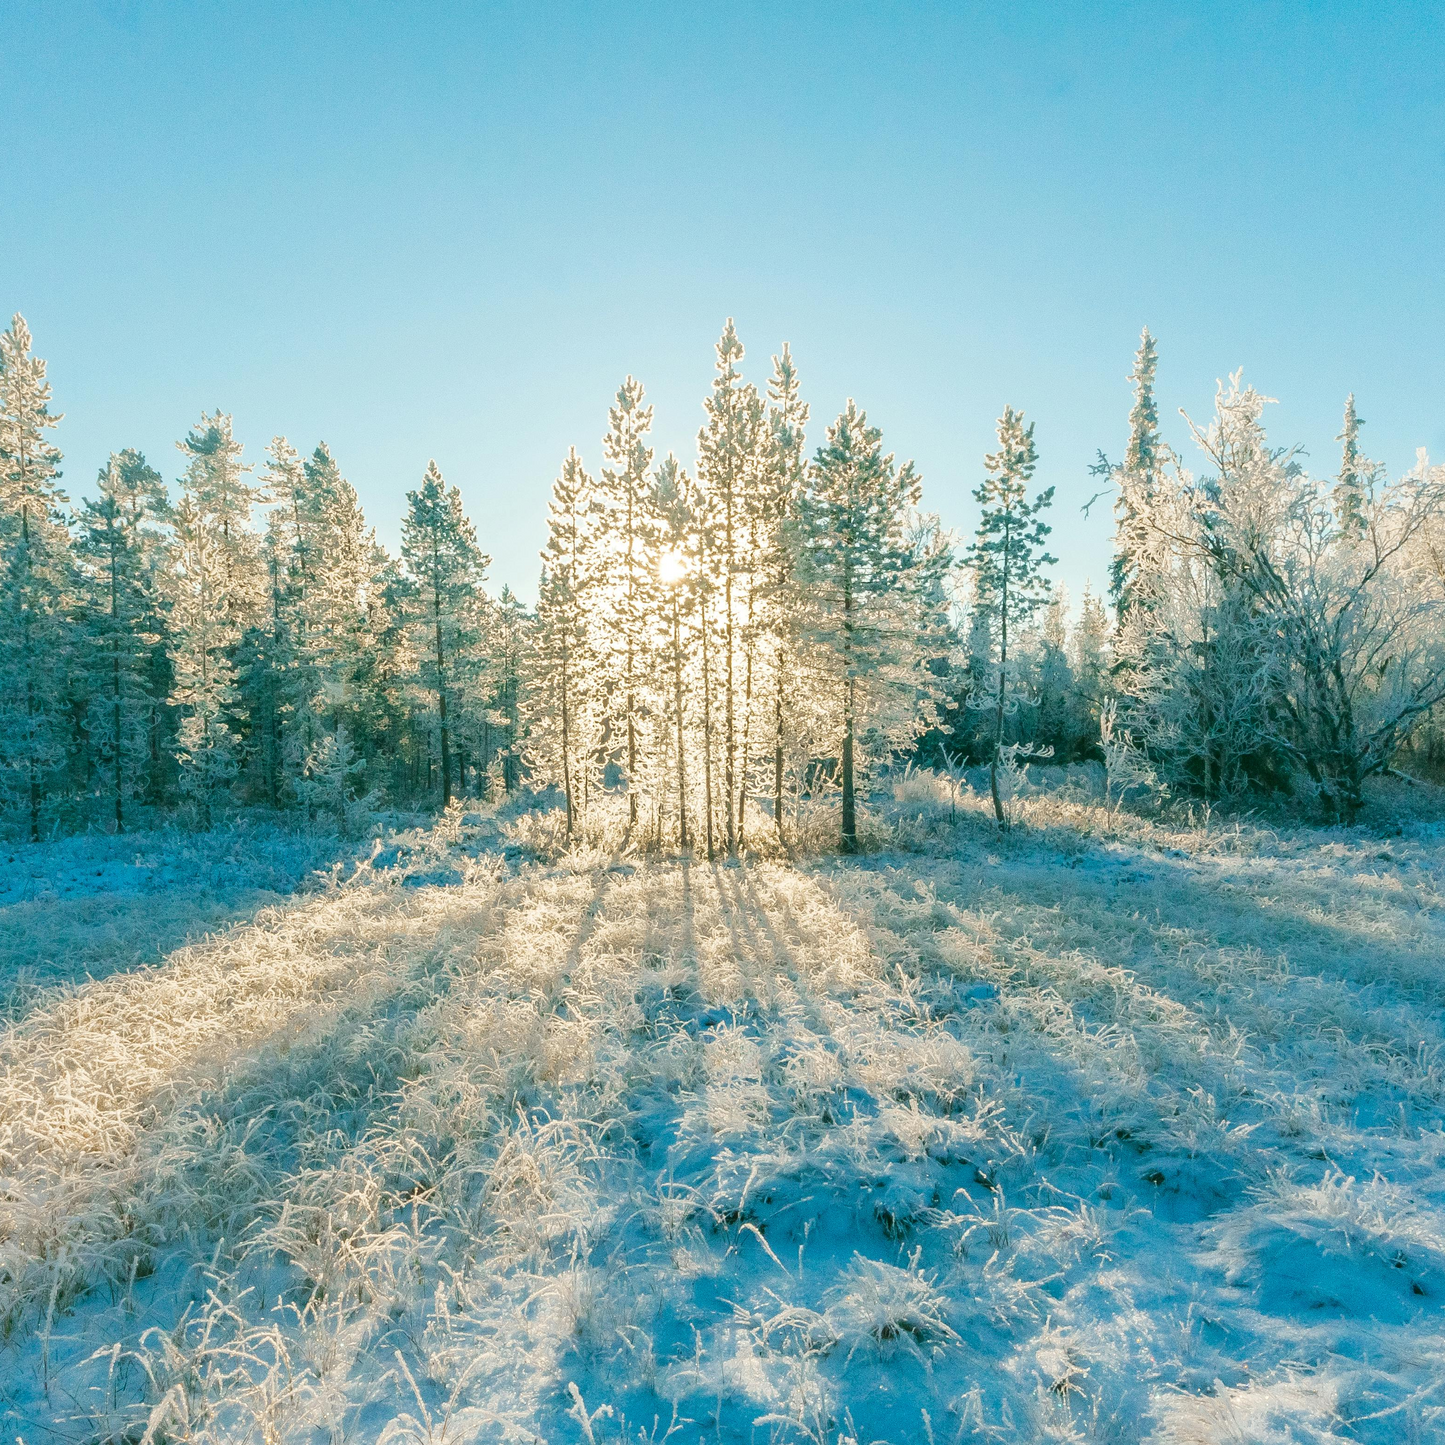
[
  {"xmin": 841, "ymin": 676, "xmax": 857, "ymax": 853},
  {"xmin": 990, "ymin": 514, "xmax": 1012, "ymax": 828},
  {"xmin": 435, "ymin": 618, "xmax": 450, "ymax": 807},
  {"xmin": 673, "ymin": 594, "xmax": 689, "ymax": 847},
  {"xmin": 773, "ymin": 682, "xmax": 785, "ymax": 838},
  {"xmin": 21, "ymin": 507, "xmax": 40, "ymax": 843},
  {"xmin": 561, "ymin": 654, "xmax": 575, "ymax": 836},
  {"xmin": 840, "ymin": 575, "xmax": 857, "ymax": 853},
  {"xmin": 701, "ymin": 590, "xmax": 716, "ymax": 861},
  {"xmin": 724, "ymin": 486, "xmax": 736, "ymax": 855}
]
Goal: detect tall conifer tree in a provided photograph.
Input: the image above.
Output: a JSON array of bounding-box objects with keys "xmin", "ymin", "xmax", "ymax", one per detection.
[
  {"xmin": 967, "ymin": 406, "xmax": 1055, "ymax": 826},
  {"xmin": 596, "ymin": 378, "xmax": 657, "ymax": 828},
  {"xmin": 1110, "ymin": 328, "xmax": 1165, "ymax": 622},
  {"xmin": 401, "ymin": 461, "xmax": 488, "ymax": 807},
  {"xmin": 532, "ymin": 449, "xmax": 596, "ymax": 834},
  {"xmin": 0, "ymin": 315, "xmax": 74, "ymax": 839},
  {"xmin": 1332, "ymin": 394, "xmax": 1377, "ymax": 538},
  {"xmin": 761, "ymin": 344, "xmax": 808, "ymax": 836},
  {"xmin": 696, "ymin": 322, "xmax": 764, "ymax": 852},
  {"xmin": 653, "ymin": 454, "xmax": 701, "ymax": 847},
  {"xmin": 168, "ymin": 413, "xmax": 261, "ymax": 821},
  {"xmin": 797, "ymin": 402, "xmax": 936, "ymax": 852},
  {"xmin": 76, "ymin": 451, "xmax": 169, "ymax": 828}
]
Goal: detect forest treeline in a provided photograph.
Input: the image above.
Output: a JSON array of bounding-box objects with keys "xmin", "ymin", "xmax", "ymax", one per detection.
[{"xmin": 1, "ymin": 314, "xmax": 1443, "ymax": 846}]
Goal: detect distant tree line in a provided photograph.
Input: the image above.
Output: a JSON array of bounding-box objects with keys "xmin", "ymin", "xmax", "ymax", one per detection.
[{"xmin": 1, "ymin": 313, "xmax": 1441, "ymax": 843}]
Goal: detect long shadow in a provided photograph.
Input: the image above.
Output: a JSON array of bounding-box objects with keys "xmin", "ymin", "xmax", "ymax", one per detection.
[
  {"xmin": 934, "ymin": 842, "xmax": 1445, "ymax": 1047},
  {"xmin": 0, "ymin": 827, "xmax": 379, "ymax": 1025},
  {"xmin": 4, "ymin": 862, "xmax": 608, "ymax": 1335},
  {"xmin": 562, "ymin": 865, "xmax": 612, "ymax": 975},
  {"xmin": 1012, "ymin": 832, "xmax": 1445, "ymax": 1010},
  {"xmin": 810, "ymin": 843, "xmax": 1445, "ymax": 1211}
]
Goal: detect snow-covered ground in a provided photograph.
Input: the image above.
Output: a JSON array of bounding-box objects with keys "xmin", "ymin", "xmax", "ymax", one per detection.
[{"xmin": 2, "ymin": 788, "xmax": 1444, "ymax": 1443}]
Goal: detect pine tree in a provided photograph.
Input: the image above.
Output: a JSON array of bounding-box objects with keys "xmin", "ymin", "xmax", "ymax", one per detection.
[
  {"xmin": 532, "ymin": 448, "xmax": 596, "ymax": 835},
  {"xmin": 653, "ymin": 454, "xmax": 701, "ymax": 847},
  {"xmin": 178, "ymin": 412, "xmax": 265, "ymax": 627},
  {"xmin": 1109, "ymin": 328, "xmax": 1166, "ymax": 623},
  {"xmin": 695, "ymin": 478, "xmax": 723, "ymax": 858},
  {"xmin": 0, "ymin": 315, "xmax": 75, "ymax": 840},
  {"xmin": 254, "ymin": 438, "xmax": 307, "ymax": 804},
  {"xmin": 596, "ymin": 377, "xmax": 657, "ymax": 829},
  {"xmin": 760, "ymin": 343, "xmax": 808, "ymax": 837},
  {"xmin": 485, "ymin": 586, "xmax": 530, "ymax": 795},
  {"xmin": 797, "ymin": 401, "xmax": 939, "ymax": 852},
  {"xmin": 400, "ymin": 461, "xmax": 488, "ymax": 807},
  {"xmin": 696, "ymin": 321, "xmax": 765, "ymax": 852},
  {"xmin": 76, "ymin": 451, "xmax": 169, "ymax": 829},
  {"xmin": 967, "ymin": 405, "xmax": 1056, "ymax": 827},
  {"xmin": 167, "ymin": 413, "xmax": 262, "ymax": 822},
  {"xmin": 169, "ymin": 490, "xmax": 239, "ymax": 821}
]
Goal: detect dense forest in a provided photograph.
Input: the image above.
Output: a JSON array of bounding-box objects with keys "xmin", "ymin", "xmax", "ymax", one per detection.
[{"xmin": 1, "ymin": 313, "xmax": 1442, "ymax": 845}]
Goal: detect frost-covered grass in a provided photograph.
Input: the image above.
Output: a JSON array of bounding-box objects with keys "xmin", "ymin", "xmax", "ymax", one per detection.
[
  {"xmin": 2, "ymin": 787, "xmax": 1444, "ymax": 1442},
  {"xmin": 0, "ymin": 819, "xmax": 397, "ymax": 1021}
]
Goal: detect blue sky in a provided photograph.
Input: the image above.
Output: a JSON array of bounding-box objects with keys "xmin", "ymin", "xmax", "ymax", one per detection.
[{"xmin": 3, "ymin": 1, "xmax": 1441, "ymax": 603}]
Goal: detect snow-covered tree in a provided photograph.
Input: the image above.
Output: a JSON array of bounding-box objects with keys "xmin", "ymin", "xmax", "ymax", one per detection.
[
  {"xmin": 596, "ymin": 377, "xmax": 658, "ymax": 829},
  {"xmin": 696, "ymin": 322, "xmax": 765, "ymax": 852},
  {"xmin": 759, "ymin": 343, "xmax": 809, "ymax": 837},
  {"xmin": 295, "ymin": 723, "xmax": 372, "ymax": 832},
  {"xmin": 966, "ymin": 405, "xmax": 1056, "ymax": 826},
  {"xmin": 1066, "ymin": 583, "xmax": 1111, "ymax": 744},
  {"xmin": 1106, "ymin": 328, "xmax": 1168, "ymax": 625},
  {"xmin": 1331, "ymin": 393, "xmax": 1379, "ymax": 539},
  {"xmin": 483, "ymin": 586, "xmax": 530, "ymax": 795},
  {"xmin": 400, "ymin": 461, "xmax": 488, "ymax": 807},
  {"xmin": 1179, "ymin": 378, "xmax": 1445, "ymax": 819},
  {"xmin": 797, "ymin": 401, "xmax": 944, "ymax": 852},
  {"xmin": 76, "ymin": 451, "xmax": 170, "ymax": 828},
  {"xmin": 167, "ymin": 413, "xmax": 263, "ymax": 822},
  {"xmin": 531, "ymin": 448, "xmax": 598, "ymax": 834},
  {"xmin": 1031, "ymin": 590, "xmax": 1074, "ymax": 757},
  {"xmin": 0, "ymin": 315, "xmax": 73, "ymax": 839},
  {"xmin": 653, "ymin": 454, "xmax": 701, "ymax": 847}
]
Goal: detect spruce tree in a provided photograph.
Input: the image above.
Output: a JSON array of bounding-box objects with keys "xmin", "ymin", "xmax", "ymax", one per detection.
[
  {"xmin": 797, "ymin": 401, "xmax": 937, "ymax": 852},
  {"xmin": 967, "ymin": 405, "xmax": 1056, "ymax": 826},
  {"xmin": 400, "ymin": 461, "xmax": 488, "ymax": 807},
  {"xmin": 1109, "ymin": 328, "xmax": 1165, "ymax": 622},
  {"xmin": 295, "ymin": 723, "xmax": 369, "ymax": 832},
  {"xmin": 1332, "ymin": 394, "xmax": 1377, "ymax": 538},
  {"xmin": 0, "ymin": 315, "xmax": 75, "ymax": 840}
]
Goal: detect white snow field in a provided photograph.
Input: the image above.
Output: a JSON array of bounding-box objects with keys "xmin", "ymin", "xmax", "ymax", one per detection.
[{"xmin": 3, "ymin": 787, "xmax": 1445, "ymax": 1444}]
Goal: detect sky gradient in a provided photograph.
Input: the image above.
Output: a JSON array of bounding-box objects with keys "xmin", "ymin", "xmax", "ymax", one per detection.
[{"xmin": 3, "ymin": 1, "xmax": 1441, "ymax": 604}]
